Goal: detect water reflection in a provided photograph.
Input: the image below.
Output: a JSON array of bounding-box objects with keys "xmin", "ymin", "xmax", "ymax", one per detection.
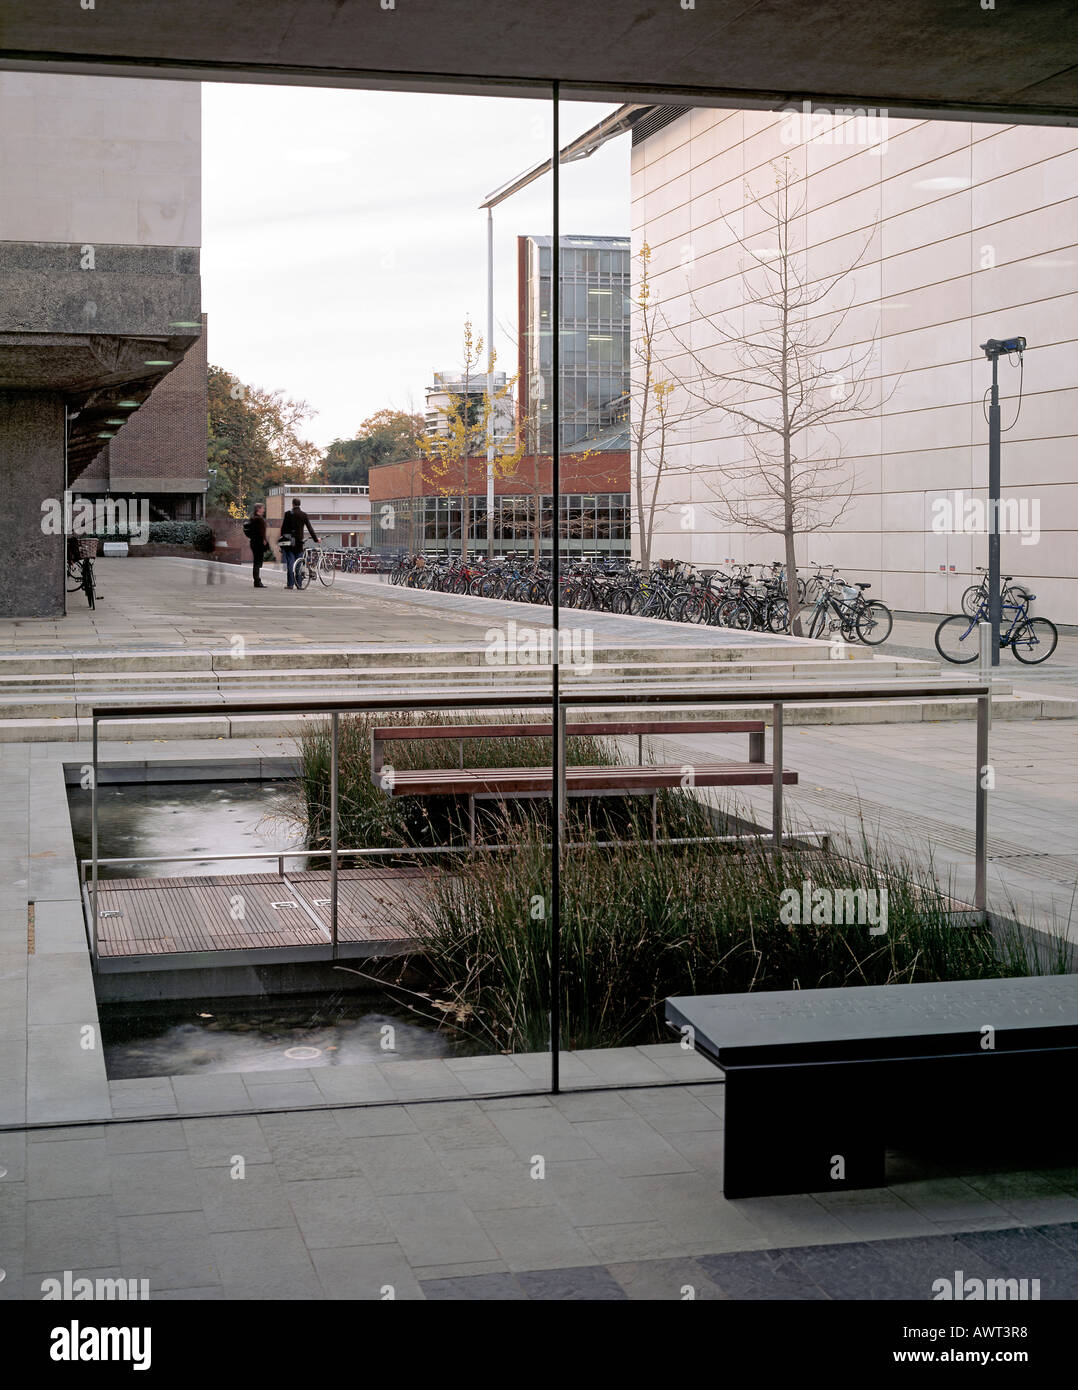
[
  {"xmin": 68, "ymin": 780, "xmax": 305, "ymax": 878},
  {"xmin": 101, "ymin": 993, "xmax": 482, "ymax": 1078}
]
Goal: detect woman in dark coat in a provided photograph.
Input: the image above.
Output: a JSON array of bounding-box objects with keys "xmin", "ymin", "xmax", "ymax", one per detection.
[{"xmin": 249, "ymin": 503, "xmax": 268, "ymax": 587}]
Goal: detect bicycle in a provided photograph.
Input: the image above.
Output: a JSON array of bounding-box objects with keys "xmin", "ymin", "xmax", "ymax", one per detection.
[
  {"xmin": 960, "ymin": 567, "xmax": 1031, "ymax": 618},
  {"xmin": 805, "ymin": 576, "xmax": 893, "ymax": 645},
  {"xmin": 304, "ymin": 545, "xmax": 336, "ymax": 587},
  {"xmin": 65, "ymin": 536, "xmax": 99, "ymax": 609},
  {"xmin": 935, "ymin": 590, "xmax": 1057, "ymax": 665}
]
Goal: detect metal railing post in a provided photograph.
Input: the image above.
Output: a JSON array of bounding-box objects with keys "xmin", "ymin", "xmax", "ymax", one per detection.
[
  {"xmin": 772, "ymin": 702, "xmax": 784, "ymax": 852},
  {"xmin": 91, "ymin": 715, "xmax": 99, "ymax": 966},
  {"xmin": 330, "ymin": 712, "xmax": 339, "ymax": 959},
  {"xmin": 975, "ymin": 691, "xmax": 989, "ymax": 912}
]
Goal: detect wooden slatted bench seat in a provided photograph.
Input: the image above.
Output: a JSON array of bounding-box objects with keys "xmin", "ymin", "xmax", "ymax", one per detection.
[{"xmin": 370, "ymin": 718, "xmax": 796, "ymax": 842}]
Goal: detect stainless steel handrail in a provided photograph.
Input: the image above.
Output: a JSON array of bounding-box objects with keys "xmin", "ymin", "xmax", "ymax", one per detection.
[{"xmin": 88, "ymin": 678, "xmax": 992, "ymax": 964}]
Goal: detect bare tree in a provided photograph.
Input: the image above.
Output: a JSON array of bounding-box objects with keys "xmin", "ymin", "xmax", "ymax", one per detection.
[
  {"xmin": 680, "ymin": 160, "xmax": 888, "ymax": 634},
  {"xmin": 631, "ymin": 242, "xmax": 710, "ymax": 571}
]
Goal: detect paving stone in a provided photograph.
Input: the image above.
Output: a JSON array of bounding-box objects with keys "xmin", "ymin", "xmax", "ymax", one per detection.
[
  {"xmin": 196, "ymin": 1162, "xmax": 297, "ymax": 1234},
  {"xmin": 379, "ymin": 1192, "xmax": 500, "ymax": 1268},
  {"xmin": 477, "ymin": 1205, "xmax": 597, "ymax": 1272},
  {"xmin": 181, "ymin": 1115, "xmax": 272, "ymax": 1168},
  {"xmin": 107, "ymin": 1151, "xmax": 202, "ymax": 1217},
  {"xmin": 569, "ymin": 1117, "xmax": 695, "ymax": 1177},
  {"xmin": 350, "ymin": 1134, "xmax": 456, "ymax": 1197},
  {"xmin": 26, "ymin": 1136, "xmax": 111, "ymax": 1200},
  {"xmin": 515, "ymin": 1265, "xmax": 628, "ymax": 1300},
  {"xmin": 608, "ymin": 1256, "xmax": 729, "ymax": 1301},
  {"xmin": 104, "ymin": 1120, "xmax": 187, "ymax": 1155},
  {"xmin": 782, "ymin": 1238, "xmax": 926, "ymax": 1299},
  {"xmin": 285, "ymin": 1177, "xmax": 395, "ymax": 1249},
  {"xmin": 420, "ymin": 1272, "xmax": 527, "ymax": 1300},
  {"xmin": 487, "ymin": 1106, "xmax": 597, "ymax": 1162},
  {"xmin": 579, "ymin": 1221, "xmax": 685, "ymax": 1264},
  {"xmin": 25, "ymin": 1195, "xmax": 120, "ymax": 1273},
  {"xmin": 312, "ymin": 1242, "xmax": 426, "ymax": 1300},
  {"xmin": 698, "ymin": 1247, "xmax": 832, "ymax": 1300},
  {"xmin": 332, "ymin": 1105, "xmax": 419, "ymax": 1139},
  {"xmin": 209, "ymin": 1227, "xmax": 322, "ymax": 1299},
  {"xmin": 439, "ymin": 1146, "xmax": 555, "ymax": 1214},
  {"xmin": 116, "ymin": 1211, "xmax": 220, "ymax": 1292}
]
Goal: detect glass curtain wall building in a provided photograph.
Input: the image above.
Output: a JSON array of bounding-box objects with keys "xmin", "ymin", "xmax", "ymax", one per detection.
[{"xmin": 518, "ymin": 234, "xmax": 631, "ymax": 452}]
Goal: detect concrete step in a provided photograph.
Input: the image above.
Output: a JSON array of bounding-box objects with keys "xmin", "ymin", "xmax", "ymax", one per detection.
[
  {"xmin": 0, "ymin": 655, "xmax": 936, "ymax": 697},
  {"xmin": 0, "ymin": 690, "xmax": 1070, "ymax": 743},
  {"xmin": 0, "ymin": 638, "xmax": 864, "ymax": 677}
]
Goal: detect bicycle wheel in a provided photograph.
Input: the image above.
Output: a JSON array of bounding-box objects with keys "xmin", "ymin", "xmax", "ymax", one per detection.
[
  {"xmin": 855, "ymin": 600, "xmax": 892, "ymax": 645},
  {"xmin": 807, "ymin": 605, "xmax": 827, "ymax": 640},
  {"xmin": 960, "ymin": 585, "xmax": 983, "ymax": 618},
  {"xmin": 726, "ymin": 603, "xmax": 755, "ymax": 631},
  {"xmin": 1010, "ymin": 616, "xmax": 1057, "ymax": 665},
  {"xmin": 766, "ymin": 599, "xmax": 789, "ymax": 633},
  {"xmin": 82, "ymin": 560, "xmax": 96, "ymax": 610},
  {"xmin": 318, "ymin": 554, "xmax": 335, "ymax": 587},
  {"xmin": 66, "ymin": 562, "xmax": 86, "ymax": 593},
  {"xmin": 293, "ymin": 560, "xmax": 309, "ymax": 591},
  {"xmin": 934, "ymin": 614, "xmax": 978, "ymax": 663}
]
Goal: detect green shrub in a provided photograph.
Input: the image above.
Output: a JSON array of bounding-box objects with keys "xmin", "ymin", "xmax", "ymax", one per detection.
[{"xmin": 90, "ymin": 520, "xmax": 215, "ymax": 550}]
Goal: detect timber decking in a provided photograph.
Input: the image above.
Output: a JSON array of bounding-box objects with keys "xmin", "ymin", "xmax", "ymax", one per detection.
[{"xmin": 91, "ymin": 865, "xmax": 437, "ymax": 965}]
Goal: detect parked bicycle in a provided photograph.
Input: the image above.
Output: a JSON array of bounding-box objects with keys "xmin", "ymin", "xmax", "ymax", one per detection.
[
  {"xmin": 66, "ymin": 536, "xmax": 99, "ymax": 609},
  {"xmin": 935, "ymin": 587, "xmax": 1057, "ymax": 665},
  {"xmin": 804, "ymin": 574, "xmax": 893, "ymax": 645}
]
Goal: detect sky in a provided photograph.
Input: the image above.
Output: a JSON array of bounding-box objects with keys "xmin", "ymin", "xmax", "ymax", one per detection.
[{"xmin": 200, "ymin": 85, "xmax": 631, "ymax": 451}]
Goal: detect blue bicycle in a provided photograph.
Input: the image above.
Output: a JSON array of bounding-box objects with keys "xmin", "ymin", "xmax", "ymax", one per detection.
[{"xmin": 935, "ymin": 589, "xmax": 1057, "ymax": 665}]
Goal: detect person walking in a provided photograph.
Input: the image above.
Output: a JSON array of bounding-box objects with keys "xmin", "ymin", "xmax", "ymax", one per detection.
[
  {"xmin": 247, "ymin": 503, "xmax": 268, "ymax": 587},
  {"xmin": 278, "ymin": 497, "xmax": 320, "ymax": 589}
]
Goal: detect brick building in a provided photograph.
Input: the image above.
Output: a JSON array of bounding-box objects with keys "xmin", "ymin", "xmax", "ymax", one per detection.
[
  {"xmin": 75, "ymin": 312, "xmax": 208, "ymax": 521},
  {"xmin": 369, "ymin": 448, "xmax": 630, "ymax": 558}
]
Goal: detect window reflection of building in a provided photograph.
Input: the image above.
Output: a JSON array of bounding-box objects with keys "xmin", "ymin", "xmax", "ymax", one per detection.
[{"xmin": 372, "ymin": 491, "xmax": 630, "ymax": 557}]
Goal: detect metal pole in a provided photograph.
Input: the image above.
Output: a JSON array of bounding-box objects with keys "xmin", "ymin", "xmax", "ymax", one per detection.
[
  {"xmin": 550, "ymin": 86, "xmax": 562, "ymax": 1096},
  {"xmin": 772, "ymin": 702, "xmax": 784, "ymax": 852},
  {"xmin": 978, "ymin": 620, "xmax": 993, "ymax": 731},
  {"xmin": 987, "ymin": 353, "xmax": 1001, "ymax": 666},
  {"xmin": 975, "ymin": 691, "xmax": 989, "ymax": 912},
  {"xmin": 486, "ymin": 206, "xmax": 496, "ymax": 560},
  {"xmin": 91, "ymin": 716, "xmax": 99, "ymax": 966},
  {"xmin": 330, "ymin": 712, "xmax": 339, "ymax": 959}
]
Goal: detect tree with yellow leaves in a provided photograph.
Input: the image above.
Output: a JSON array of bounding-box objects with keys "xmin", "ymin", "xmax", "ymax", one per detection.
[{"xmin": 422, "ymin": 318, "xmax": 523, "ymax": 560}]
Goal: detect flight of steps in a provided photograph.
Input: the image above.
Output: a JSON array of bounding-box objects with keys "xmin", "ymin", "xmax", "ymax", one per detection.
[{"xmin": 0, "ymin": 641, "xmax": 1064, "ymax": 742}]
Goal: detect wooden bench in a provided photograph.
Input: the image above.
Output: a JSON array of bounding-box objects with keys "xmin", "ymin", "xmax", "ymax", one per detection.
[
  {"xmin": 371, "ymin": 719, "xmax": 795, "ymax": 842},
  {"xmin": 666, "ymin": 975, "xmax": 1078, "ymax": 1198}
]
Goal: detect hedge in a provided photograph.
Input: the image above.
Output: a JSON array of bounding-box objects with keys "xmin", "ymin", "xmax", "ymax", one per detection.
[{"xmin": 90, "ymin": 521, "xmax": 215, "ymax": 551}]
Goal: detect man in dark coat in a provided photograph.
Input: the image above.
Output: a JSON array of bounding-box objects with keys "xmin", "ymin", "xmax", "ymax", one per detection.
[
  {"xmin": 278, "ymin": 498, "xmax": 320, "ymax": 589},
  {"xmin": 249, "ymin": 503, "xmax": 268, "ymax": 587}
]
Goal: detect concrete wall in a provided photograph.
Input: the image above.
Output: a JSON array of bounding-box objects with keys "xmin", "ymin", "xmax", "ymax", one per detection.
[
  {"xmin": 631, "ymin": 110, "xmax": 1078, "ymax": 621},
  {"xmin": 0, "ymin": 391, "xmax": 65, "ymax": 617},
  {"xmin": 0, "ymin": 72, "xmax": 200, "ymax": 247}
]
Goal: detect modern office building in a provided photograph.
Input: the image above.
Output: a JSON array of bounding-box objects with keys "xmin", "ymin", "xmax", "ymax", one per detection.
[
  {"xmin": 0, "ymin": 70, "xmax": 202, "ymax": 617},
  {"xmin": 630, "ymin": 106, "xmax": 1078, "ymax": 620},
  {"xmin": 517, "ymin": 234, "xmax": 631, "ymax": 453},
  {"xmin": 266, "ymin": 484, "xmax": 372, "ymax": 550}
]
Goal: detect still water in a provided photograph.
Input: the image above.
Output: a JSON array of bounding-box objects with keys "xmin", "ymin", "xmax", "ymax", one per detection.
[
  {"xmin": 100, "ymin": 993, "xmax": 483, "ymax": 1078},
  {"xmin": 68, "ymin": 779, "xmax": 305, "ymax": 878},
  {"xmin": 70, "ymin": 781, "xmax": 480, "ymax": 1076}
]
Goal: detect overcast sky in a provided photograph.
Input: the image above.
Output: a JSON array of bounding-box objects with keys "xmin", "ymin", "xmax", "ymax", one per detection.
[{"xmin": 200, "ymin": 85, "xmax": 630, "ymax": 451}]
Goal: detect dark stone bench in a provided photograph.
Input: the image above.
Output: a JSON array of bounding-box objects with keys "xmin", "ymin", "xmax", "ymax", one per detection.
[{"xmin": 666, "ymin": 975, "xmax": 1078, "ymax": 1198}]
